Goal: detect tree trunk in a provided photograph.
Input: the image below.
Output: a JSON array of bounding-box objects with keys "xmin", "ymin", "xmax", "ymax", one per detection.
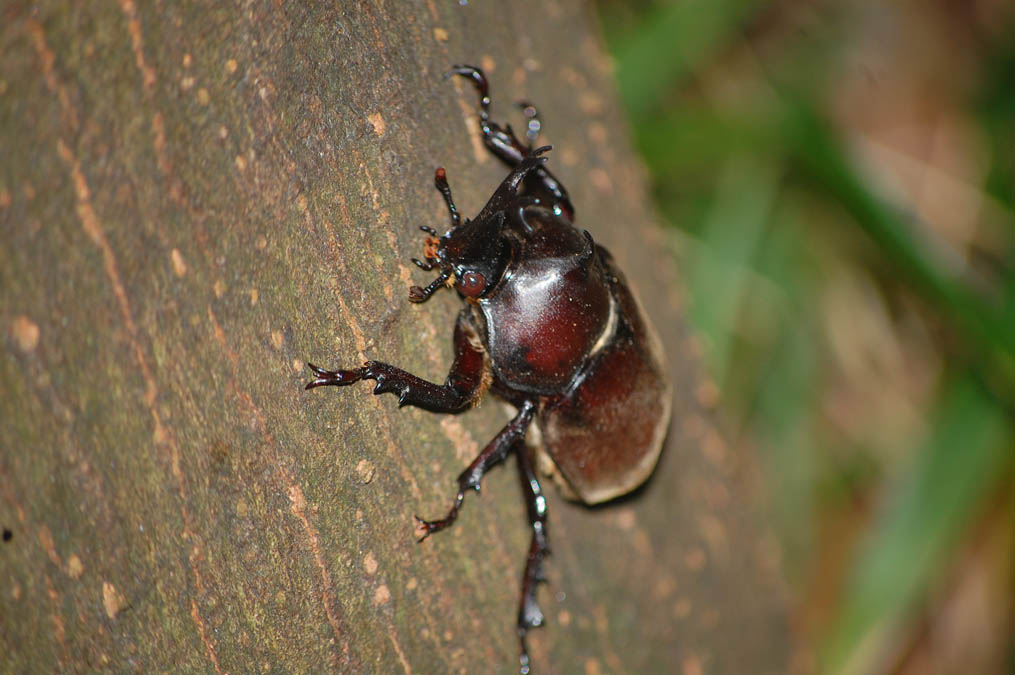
[{"xmin": 0, "ymin": 2, "xmax": 788, "ymax": 672}]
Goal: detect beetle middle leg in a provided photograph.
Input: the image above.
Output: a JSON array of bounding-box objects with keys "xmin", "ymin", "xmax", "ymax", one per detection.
[
  {"xmin": 415, "ymin": 399, "xmax": 536, "ymax": 538},
  {"xmin": 305, "ymin": 310, "xmax": 488, "ymax": 413}
]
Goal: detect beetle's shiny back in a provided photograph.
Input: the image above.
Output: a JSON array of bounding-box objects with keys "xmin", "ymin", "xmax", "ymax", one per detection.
[
  {"xmin": 480, "ymin": 210, "xmax": 612, "ymax": 395},
  {"xmin": 534, "ymin": 248, "xmax": 671, "ymax": 504}
]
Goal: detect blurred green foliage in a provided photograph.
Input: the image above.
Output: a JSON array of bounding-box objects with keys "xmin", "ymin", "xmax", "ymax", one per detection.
[{"xmin": 596, "ymin": 0, "xmax": 1014, "ymax": 672}]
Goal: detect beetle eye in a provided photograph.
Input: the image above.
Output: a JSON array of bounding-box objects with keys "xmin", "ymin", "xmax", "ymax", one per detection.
[{"xmin": 458, "ymin": 271, "xmax": 486, "ymax": 298}]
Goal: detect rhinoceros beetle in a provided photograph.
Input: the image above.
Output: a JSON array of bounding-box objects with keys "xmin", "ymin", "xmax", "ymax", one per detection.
[{"xmin": 306, "ymin": 65, "xmax": 671, "ymax": 672}]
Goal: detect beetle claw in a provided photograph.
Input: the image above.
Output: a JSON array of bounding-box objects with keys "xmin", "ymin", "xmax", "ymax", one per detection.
[
  {"xmin": 413, "ymin": 515, "xmax": 434, "ymax": 542},
  {"xmin": 409, "ymin": 268, "xmax": 452, "ymax": 303},
  {"xmin": 414, "ymin": 513, "xmax": 449, "ymax": 539},
  {"xmin": 304, "ymin": 363, "xmax": 365, "ymax": 389},
  {"xmin": 372, "ymin": 375, "xmax": 403, "ymax": 400}
]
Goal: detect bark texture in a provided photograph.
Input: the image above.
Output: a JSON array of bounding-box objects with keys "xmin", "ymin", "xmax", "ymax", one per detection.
[{"xmin": 0, "ymin": 2, "xmax": 788, "ymax": 672}]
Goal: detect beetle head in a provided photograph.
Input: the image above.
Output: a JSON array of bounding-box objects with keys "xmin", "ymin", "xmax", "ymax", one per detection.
[
  {"xmin": 409, "ymin": 151, "xmax": 550, "ymax": 303},
  {"xmin": 409, "ymin": 209, "xmax": 508, "ymax": 303}
]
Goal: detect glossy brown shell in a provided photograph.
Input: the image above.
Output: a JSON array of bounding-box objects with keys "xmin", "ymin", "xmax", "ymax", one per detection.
[
  {"xmin": 480, "ymin": 212, "xmax": 612, "ymax": 395},
  {"xmin": 533, "ymin": 248, "xmax": 671, "ymax": 504}
]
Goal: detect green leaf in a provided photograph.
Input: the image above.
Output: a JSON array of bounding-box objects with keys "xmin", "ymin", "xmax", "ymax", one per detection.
[
  {"xmin": 822, "ymin": 377, "xmax": 1012, "ymax": 673},
  {"xmin": 611, "ymin": 0, "xmax": 761, "ymax": 121}
]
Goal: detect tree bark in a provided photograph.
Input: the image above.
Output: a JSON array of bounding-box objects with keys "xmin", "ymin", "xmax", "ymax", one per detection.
[{"xmin": 0, "ymin": 2, "xmax": 788, "ymax": 672}]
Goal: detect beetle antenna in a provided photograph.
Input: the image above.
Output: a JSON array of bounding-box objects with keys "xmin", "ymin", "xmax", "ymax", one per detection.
[
  {"xmin": 419, "ymin": 225, "xmax": 438, "ymax": 236},
  {"xmin": 408, "ymin": 268, "xmax": 451, "ymax": 303},
  {"xmin": 434, "ymin": 168, "xmax": 461, "ymax": 229}
]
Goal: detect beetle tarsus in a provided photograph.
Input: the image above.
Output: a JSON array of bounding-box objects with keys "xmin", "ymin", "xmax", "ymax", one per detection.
[
  {"xmin": 447, "ymin": 64, "xmax": 491, "ymax": 121},
  {"xmin": 414, "ymin": 401, "xmax": 536, "ymax": 541},
  {"xmin": 409, "ymin": 268, "xmax": 452, "ymax": 303},
  {"xmin": 413, "ymin": 490, "xmax": 465, "ymax": 540},
  {"xmin": 515, "ymin": 440, "xmax": 550, "ymax": 668},
  {"xmin": 304, "ymin": 363, "xmax": 365, "ymax": 390}
]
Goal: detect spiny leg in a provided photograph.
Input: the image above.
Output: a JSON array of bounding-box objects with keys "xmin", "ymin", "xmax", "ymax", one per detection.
[
  {"xmin": 408, "ymin": 268, "xmax": 451, "ymax": 303},
  {"xmin": 305, "ymin": 310, "xmax": 486, "ymax": 413},
  {"xmin": 516, "ymin": 440, "xmax": 549, "ymax": 675},
  {"xmin": 415, "ymin": 400, "xmax": 536, "ymax": 538},
  {"xmin": 448, "ymin": 64, "xmax": 574, "ymax": 219},
  {"xmin": 447, "ymin": 64, "xmax": 525, "ymax": 163}
]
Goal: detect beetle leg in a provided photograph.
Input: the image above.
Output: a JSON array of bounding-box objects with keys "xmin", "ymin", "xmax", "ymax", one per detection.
[
  {"xmin": 408, "ymin": 268, "xmax": 452, "ymax": 303},
  {"xmin": 516, "ymin": 439, "xmax": 549, "ymax": 675},
  {"xmin": 449, "ymin": 64, "xmax": 574, "ymax": 219},
  {"xmin": 415, "ymin": 400, "xmax": 535, "ymax": 538},
  {"xmin": 447, "ymin": 64, "xmax": 530, "ymax": 166},
  {"xmin": 305, "ymin": 311, "xmax": 488, "ymax": 413}
]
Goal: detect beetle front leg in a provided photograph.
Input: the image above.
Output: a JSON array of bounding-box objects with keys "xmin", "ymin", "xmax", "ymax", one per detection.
[
  {"xmin": 449, "ymin": 64, "xmax": 574, "ymax": 218},
  {"xmin": 448, "ymin": 64, "xmax": 533, "ymax": 165},
  {"xmin": 305, "ymin": 311, "xmax": 487, "ymax": 413},
  {"xmin": 415, "ymin": 400, "xmax": 536, "ymax": 538},
  {"xmin": 516, "ymin": 440, "xmax": 549, "ymax": 675}
]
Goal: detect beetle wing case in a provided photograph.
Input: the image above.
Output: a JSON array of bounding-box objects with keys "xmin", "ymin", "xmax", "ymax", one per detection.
[{"xmin": 534, "ymin": 247, "xmax": 672, "ymax": 504}]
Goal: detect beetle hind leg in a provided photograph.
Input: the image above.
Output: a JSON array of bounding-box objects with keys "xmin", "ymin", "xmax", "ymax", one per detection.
[
  {"xmin": 516, "ymin": 440, "xmax": 549, "ymax": 674},
  {"xmin": 415, "ymin": 400, "xmax": 536, "ymax": 539}
]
